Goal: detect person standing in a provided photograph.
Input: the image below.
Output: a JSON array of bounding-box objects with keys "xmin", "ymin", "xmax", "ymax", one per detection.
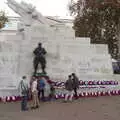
[
  {"xmin": 49, "ymin": 83, "xmax": 55, "ymax": 101},
  {"xmin": 64, "ymin": 75, "xmax": 74, "ymax": 102},
  {"xmin": 31, "ymin": 78, "xmax": 40, "ymax": 109},
  {"xmin": 18, "ymin": 76, "xmax": 29, "ymax": 111},
  {"xmin": 29, "ymin": 76, "xmax": 36, "ymax": 99},
  {"xmin": 71, "ymin": 73, "xmax": 79, "ymax": 99},
  {"xmin": 37, "ymin": 77, "xmax": 46, "ymax": 101}
]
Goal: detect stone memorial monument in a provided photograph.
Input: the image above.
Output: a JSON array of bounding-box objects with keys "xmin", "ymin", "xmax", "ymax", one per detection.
[{"xmin": 0, "ymin": 0, "xmax": 114, "ymax": 97}]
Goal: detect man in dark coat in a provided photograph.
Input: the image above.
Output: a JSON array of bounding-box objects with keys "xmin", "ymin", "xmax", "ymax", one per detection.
[
  {"xmin": 64, "ymin": 75, "xmax": 74, "ymax": 102},
  {"xmin": 71, "ymin": 73, "xmax": 79, "ymax": 99}
]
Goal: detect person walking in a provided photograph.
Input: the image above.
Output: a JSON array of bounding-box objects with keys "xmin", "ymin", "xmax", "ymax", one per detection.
[
  {"xmin": 18, "ymin": 76, "xmax": 29, "ymax": 111},
  {"xmin": 71, "ymin": 73, "xmax": 79, "ymax": 99},
  {"xmin": 64, "ymin": 75, "xmax": 74, "ymax": 102}
]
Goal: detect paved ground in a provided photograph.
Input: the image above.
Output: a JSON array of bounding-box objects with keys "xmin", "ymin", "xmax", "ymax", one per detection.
[{"xmin": 0, "ymin": 96, "xmax": 120, "ymax": 120}]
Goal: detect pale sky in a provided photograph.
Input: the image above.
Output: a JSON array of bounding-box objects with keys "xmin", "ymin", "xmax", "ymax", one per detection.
[{"xmin": 0, "ymin": 0, "xmax": 72, "ymax": 18}]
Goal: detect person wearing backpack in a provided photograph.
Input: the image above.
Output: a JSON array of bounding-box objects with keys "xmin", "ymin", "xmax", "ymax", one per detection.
[
  {"xmin": 18, "ymin": 76, "xmax": 29, "ymax": 111},
  {"xmin": 37, "ymin": 77, "xmax": 46, "ymax": 101}
]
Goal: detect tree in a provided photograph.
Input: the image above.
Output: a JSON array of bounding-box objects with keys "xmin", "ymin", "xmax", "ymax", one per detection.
[
  {"xmin": 0, "ymin": 11, "xmax": 8, "ymax": 29},
  {"xmin": 69, "ymin": 0, "xmax": 120, "ymax": 59}
]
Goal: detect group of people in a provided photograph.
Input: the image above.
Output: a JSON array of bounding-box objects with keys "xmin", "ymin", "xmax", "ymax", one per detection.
[
  {"xmin": 64, "ymin": 73, "xmax": 79, "ymax": 102},
  {"xmin": 18, "ymin": 75, "xmax": 55, "ymax": 111},
  {"xmin": 18, "ymin": 73, "xmax": 79, "ymax": 111}
]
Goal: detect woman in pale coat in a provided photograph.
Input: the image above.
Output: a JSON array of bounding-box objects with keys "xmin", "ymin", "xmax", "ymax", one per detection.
[{"xmin": 31, "ymin": 78, "xmax": 40, "ymax": 109}]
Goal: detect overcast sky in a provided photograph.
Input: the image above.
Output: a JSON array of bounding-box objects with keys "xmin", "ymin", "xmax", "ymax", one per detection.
[{"xmin": 0, "ymin": 0, "xmax": 72, "ymax": 18}]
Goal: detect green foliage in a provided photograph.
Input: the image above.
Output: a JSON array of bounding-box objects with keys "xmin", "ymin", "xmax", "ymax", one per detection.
[
  {"xmin": 69, "ymin": 0, "xmax": 120, "ymax": 59},
  {"xmin": 0, "ymin": 11, "xmax": 8, "ymax": 29}
]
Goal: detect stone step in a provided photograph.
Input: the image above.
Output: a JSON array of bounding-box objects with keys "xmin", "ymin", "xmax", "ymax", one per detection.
[
  {"xmin": 59, "ymin": 44, "xmax": 108, "ymax": 54},
  {"xmin": 29, "ymin": 42, "xmax": 108, "ymax": 55},
  {"xmin": 58, "ymin": 37, "xmax": 90, "ymax": 44}
]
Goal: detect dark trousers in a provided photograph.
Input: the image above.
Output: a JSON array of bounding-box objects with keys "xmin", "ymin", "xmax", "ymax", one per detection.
[
  {"xmin": 38, "ymin": 89, "xmax": 45, "ymax": 101},
  {"xmin": 74, "ymin": 88, "xmax": 78, "ymax": 98},
  {"xmin": 21, "ymin": 95, "xmax": 28, "ymax": 111}
]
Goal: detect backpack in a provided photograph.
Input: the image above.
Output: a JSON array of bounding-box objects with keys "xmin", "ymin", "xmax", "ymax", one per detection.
[{"xmin": 37, "ymin": 79, "xmax": 45, "ymax": 90}]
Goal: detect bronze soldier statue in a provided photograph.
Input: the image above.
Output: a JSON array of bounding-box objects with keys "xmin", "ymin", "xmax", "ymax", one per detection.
[{"xmin": 33, "ymin": 43, "xmax": 47, "ymax": 74}]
